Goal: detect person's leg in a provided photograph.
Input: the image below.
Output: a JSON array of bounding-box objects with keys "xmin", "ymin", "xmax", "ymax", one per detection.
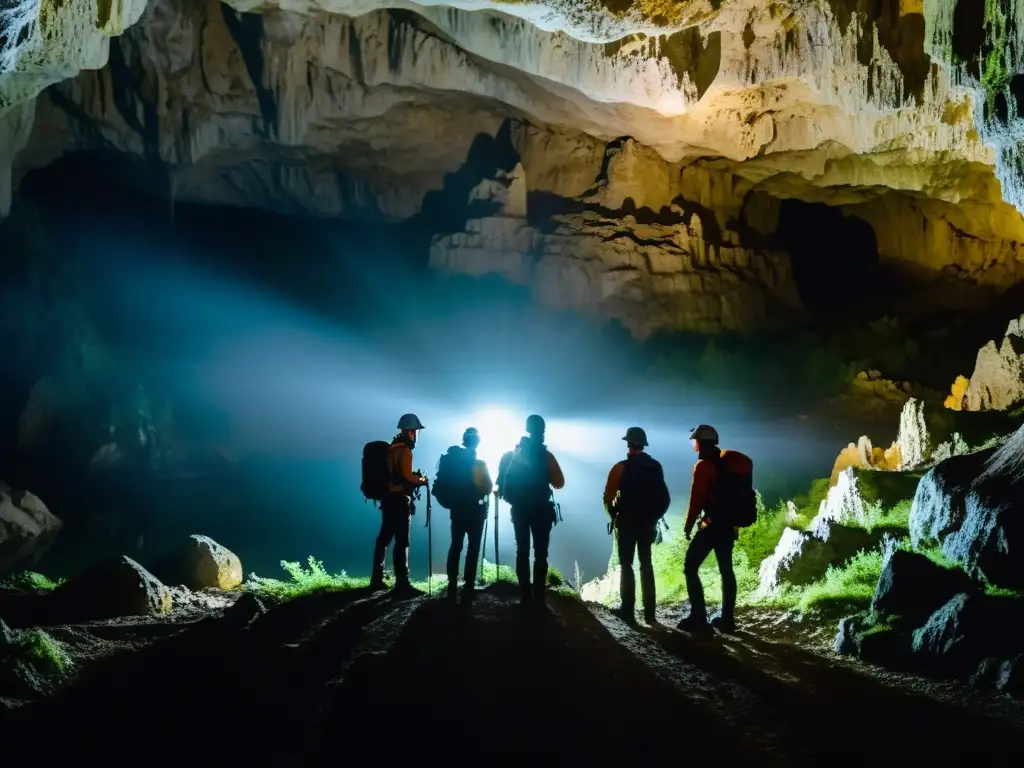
[
  {"xmin": 447, "ymin": 515, "xmax": 466, "ymax": 596},
  {"xmin": 617, "ymin": 523, "xmax": 639, "ymax": 619},
  {"xmin": 392, "ymin": 499, "xmax": 412, "ymax": 587},
  {"xmin": 463, "ymin": 511, "xmax": 485, "ymax": 588},
  {"xmin": 371, "ymin": 503, "xmax": 397, "ymax": 588},
  {"xmin": 712, "ymin": 525, "xmax": 738, "ymax": 631},
  {"xmin": 512, "ymin": 509, "xmax": 532, "ymax": 597},
  {"xmin": 530, "ymin": 513, "xmax": 553, "ymax": 600},
  {"xmin": 681, "ymin": 526, "xmax": 715, "ymax": 628},
  {"xmin": 637, "ymin": 522, "xmax": 657, "ymax": 622}
]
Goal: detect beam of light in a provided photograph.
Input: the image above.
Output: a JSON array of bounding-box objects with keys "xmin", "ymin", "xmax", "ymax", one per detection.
[{"xmin": 467, "ymin": 406, "xmax": 525, "ymax": 472}]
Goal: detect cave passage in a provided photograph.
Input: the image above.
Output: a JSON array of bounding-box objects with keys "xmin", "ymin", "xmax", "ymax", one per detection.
[{"xmin": 776, "ymin": 199, "xmax": 882, "ymax": 314}]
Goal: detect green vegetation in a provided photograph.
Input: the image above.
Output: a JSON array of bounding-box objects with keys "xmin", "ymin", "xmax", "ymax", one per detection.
[
  {"xmin": 247, "ymin": 556, "xmax": 565, "ymax": 603},
  {"xmin": 0, "ymin": 571, "xmax": 64, "ymax": 593},
  {"xmin": 0, "ymin": 623, "xmax": 72, "ymax": 697},
  {"xmin": 247, "ymin": 557, "xmax": 369, "ymax": 602}
]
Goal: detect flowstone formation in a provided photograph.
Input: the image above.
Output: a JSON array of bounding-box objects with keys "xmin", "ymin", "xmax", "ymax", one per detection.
[{"xmin": 4, "ymin": 0, "xmax": 1024, "ymax": 333}]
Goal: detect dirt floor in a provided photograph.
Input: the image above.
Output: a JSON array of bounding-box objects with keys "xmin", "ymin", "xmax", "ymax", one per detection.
[{"xmin": 2, "ymin": 584, "xmax": 1023, "ymax": 766}]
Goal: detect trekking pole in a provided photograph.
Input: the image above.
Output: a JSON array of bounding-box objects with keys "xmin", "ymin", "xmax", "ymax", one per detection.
[
  {"xmin": 425, "ymin": 479, "xmax": 433, "ymax": 595},
  {"xmin": 494, "ymin": 493, "xmax": 500, "ymax": 581},
  {"xmin": 481, "ymin": 514, "xmax": 488, "ymax": 584}
]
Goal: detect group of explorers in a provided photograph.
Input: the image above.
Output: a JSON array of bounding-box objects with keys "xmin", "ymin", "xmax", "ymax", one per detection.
[{"xmin": 360, "ymin": 413, "xmax": 756, "ymax": 633}]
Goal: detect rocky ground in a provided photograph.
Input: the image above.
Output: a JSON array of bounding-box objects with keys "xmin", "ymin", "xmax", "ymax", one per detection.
[{"xmin": 2, "ymin": 583, "xmax": 1023, "ymax": 766}]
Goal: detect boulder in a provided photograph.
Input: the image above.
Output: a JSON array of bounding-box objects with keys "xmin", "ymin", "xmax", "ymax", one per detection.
[
  {"xmin": 0, "ymin": 481, "xmax": 62, "ymax": 577},
  {"xmin": 758, "ymin": 517, "xmax": 878, "ymax": 594},
  {"xmin": 870, "ymin": 549, "xmax": 977, "ymax": 627},
  {"xmin": 182, "ymin": 535, "xmax": 243, "ymax": 590},
  {"xmin": 44, "ymin": 555, "xmax": 172, "ymax": 624},
  {"xmin": 833, "ymin": 611, "xmax": 910, "ymax": 667},
  {"xmin": 910, "ymin": 427, "xmax": 1024, "ymax": 589},
  {"xmin": 911, "ymin": 592, "xmax": 1024, "ymax": 676},
  {"xmin": 820, "ymin": 467, "xmax": 919, "ymax": 527},
  {"xmin": 909, "ymin": 446, "xmax": 994, "ymax": 549}
]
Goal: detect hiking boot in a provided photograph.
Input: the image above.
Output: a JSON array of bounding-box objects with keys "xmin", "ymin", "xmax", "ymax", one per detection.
[
  {"xmin": 676, "ymin": 614, "xmax": 712, "ymax": 633},
  {"xmin": 644, "ymin": 609, "xmax": 659, "ymax": 626},
  {"xmin": 460, "ymin": 584, "xmax": 476, "ymax": 602},
  {"xmin": 614, "ymin": 606, "xmax": 638, "ymax": 626},
  {"xmin": 446, "ymin": 582, "xmax": 458, "ymax": 600},
  {"xmin": 711, "ymin": 614, "xmax": 737, "ymax": 634}
]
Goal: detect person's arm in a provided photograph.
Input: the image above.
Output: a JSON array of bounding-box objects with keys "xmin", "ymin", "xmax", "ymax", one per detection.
[
  {"xmin": 474, "ymin": 460, "xmax": 493, "ymax": 496},
  {"xmin": 547, "ymin": 451, "xmax": 565, "ymax": 490},
  {"xmin": 684, "ymin": 460, "xmax": 713, "ymax": 533},
  {"xmin": 603, "ymin": 462, "xmax": 625, "ymax": 512},
  {"xmin": 399, "ymin": 447, "xmax": 426, "ymax": 486}
]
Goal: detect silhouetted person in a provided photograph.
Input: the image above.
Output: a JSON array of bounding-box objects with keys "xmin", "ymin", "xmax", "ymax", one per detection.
[
  {"xmin": 604, "ymin": 426, "xmax": 670, "ymax": 625},
  {"xmin": 496, "ymin": 414, "xmax": 564, "ymax": 604},
  {"xmin": 370, "ymin": 413, "xmax": 427, "ymax": 592},
  {"xmin": 435, "ymin": 427, "xmax": 493, "ymax": 600},
  {"xmin": 678, "ymin": 424, "xmax": 752, "ymax": 634}
]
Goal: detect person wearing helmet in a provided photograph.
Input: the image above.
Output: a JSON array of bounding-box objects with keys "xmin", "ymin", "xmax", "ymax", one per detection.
[
  {"xmin": 603, "ymin": 426, "xmax": 670, "ymax": 625},
  {"xmin": 495, "ymin": 414, "xmax": 565, "ymax": 603},
  {"xmin": 677, "ymin": 424, "xmax": 752, "ymax": 634},
  {"xmin": 370, "ymin": 413, "xmax": 428, "ymax": 592},
  {"xmin": 441, "ymin": 427, "xmax": 494, "ymax": 600}
]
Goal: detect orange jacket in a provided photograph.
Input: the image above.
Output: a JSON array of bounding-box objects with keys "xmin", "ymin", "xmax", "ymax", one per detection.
[
  {"xmin": 685, "ymin": 449, "xmax": 753, "ymax": 530},
  {"xmin": 387, "ymin": 442, "xmax": 427, "ymax": 496}
]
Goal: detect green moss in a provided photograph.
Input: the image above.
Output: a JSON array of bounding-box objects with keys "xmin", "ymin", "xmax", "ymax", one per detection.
[
  {"xmin": 247, "ymin": 556, "xmax": 368, "ymax": 602},
  {"xmin": 0, "ymin": 571, "xmax": 64, "ymax": 593},
  {"xmin": 0, "ymin": 623, "xmax": 72, "ymax": 697}
]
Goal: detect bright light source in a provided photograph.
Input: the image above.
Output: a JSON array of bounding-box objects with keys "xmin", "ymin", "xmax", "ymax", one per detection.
[{"xmin": 469, "ymin": 407, "xmax": 524, "ymax": 472}]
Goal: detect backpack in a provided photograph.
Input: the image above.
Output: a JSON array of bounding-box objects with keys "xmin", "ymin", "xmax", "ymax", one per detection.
[
  {"xmin": 500, "ymin": 443, "xmax": 551, "ymax": 508},
  {"xmin": 712, "ymin": 457, "xmax": 757, "ymax": 527},
  {"xmin": 361, "ymin": 441, "xmax": 393, "ymax": 502},
  {"xmin": 432, "ymin": 446, "xmax": 481, "ymax": 510},
  {"xmin": 616, "ymin": 454, "xmax": 670, "ymax": 522}
]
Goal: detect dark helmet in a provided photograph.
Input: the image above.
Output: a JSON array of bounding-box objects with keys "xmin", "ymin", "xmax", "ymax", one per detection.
[
  {"xmin": 462, "ymin": 427, "xmax": 480, "ymax": 447},
  {"xmin": 688, "ymin": 424, "xmax": 719, "ymax": 443},
  {"xmin": 623, "ymin": 426, "xmax": 648, "ymax": 447},
  {"xmin": 525, "ymin": 414, "xmax": 545, "ymax": 435},
  {"xmin": 397, "ymin": 413, "xmax": 425, "ymax": 431}
]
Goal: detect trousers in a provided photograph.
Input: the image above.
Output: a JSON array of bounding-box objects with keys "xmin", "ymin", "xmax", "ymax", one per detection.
[
  {"xmin": 511, "ymin": 504, "xmax": 554, "ymax": 596},
  {"xmin": 372, "ymin": 494, "xmax": 412, "ymax": 584},
  {"xmin": 683, "ymin": 521, "xmax": 737, "ymax": 622}
]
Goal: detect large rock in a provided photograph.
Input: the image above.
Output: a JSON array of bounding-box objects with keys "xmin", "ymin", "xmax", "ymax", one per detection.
[
  {"xmin": 181, "ymin": 535, "xmax": 243, "ymax": 590},
  {"xmin": 870, "ymin": 549, "xmax": 977, "ymax": 627},
  {"xmin": 963, "ymin": 315, "xmax": 1024, "ymax": 412},
  {"xmin": 910, "ymin": 427, "xmax": 1024, "ymax": 589},
  {"xmin": 0, "ymin": 481, "xmax": 62, "ymax": 577},
  {"xmin": 44, "ymin": 555, "xmax": 172, "ymax": 624},
  {"xmin": 911, "ymin": 592, "xmax": 1024, "ymax": 676}
]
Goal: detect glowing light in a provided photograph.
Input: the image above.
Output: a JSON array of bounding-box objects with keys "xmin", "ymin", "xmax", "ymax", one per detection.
[{"xmin": 468, "ymin": 407, "xmax": 525, "ymax": 473}]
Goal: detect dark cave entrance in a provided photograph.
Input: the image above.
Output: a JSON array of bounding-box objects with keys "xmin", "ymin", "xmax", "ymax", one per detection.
[{"xmin": 775, "ymin": 199, "xmax": 883, "ymax": 315}]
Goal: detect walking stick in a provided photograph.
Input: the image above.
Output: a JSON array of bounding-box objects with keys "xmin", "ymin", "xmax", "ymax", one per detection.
[
  {"xmin": 481, "ymin": 514, "xmax": 488, "ymax": 584},
  {"xmin": 424, "ymin": 480, "xmax": 433, "ymax": 595},
  {"xmin": 494, "ymin": 493, "xmax": 500, "ymax": 581}
]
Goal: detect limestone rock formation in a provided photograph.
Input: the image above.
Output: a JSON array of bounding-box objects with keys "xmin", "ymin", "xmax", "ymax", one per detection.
[
  {"xmin": 429, "ymin": 207, "xmax": 801, "ymax": 336},
  {"xmin": 5, "ymin": 0, "xmax": 1024, "ymax": 331},
  {"xmin": 910, "ymin": 425, "xmax": 1024, "ymax": 589},
  {"xmin": 896, "ymin": 397, "xmax": 930, "ymax": 470},
  {"xmin": 0, "ymin": 480, "xmax": 62, "ymax": 577},
  {"xmin": 952, "ymin": 314, "xmax": 1024, "ymax": 412}
]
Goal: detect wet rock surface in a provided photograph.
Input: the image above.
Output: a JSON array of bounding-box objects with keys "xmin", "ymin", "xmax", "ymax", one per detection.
[{"xmin": 1, "ymin": 584, "xmax": 1023, "ymax": 766}]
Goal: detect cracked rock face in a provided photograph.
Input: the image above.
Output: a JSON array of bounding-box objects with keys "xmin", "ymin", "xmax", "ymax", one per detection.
[{"xmin": 5, "ymin": 0, "xmax": 1024, "ymax": 334}]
